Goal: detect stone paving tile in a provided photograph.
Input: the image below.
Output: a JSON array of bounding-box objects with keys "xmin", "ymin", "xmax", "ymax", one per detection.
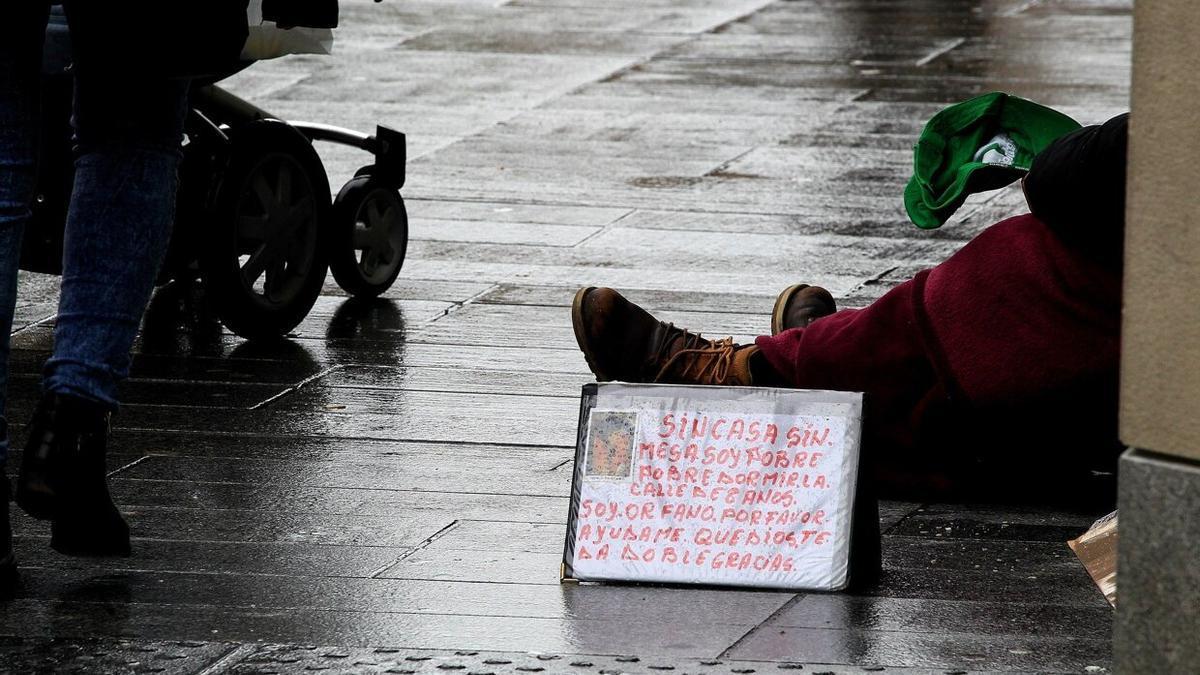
[
  {"xmin": 1, "ymin": 0, "xmax": 1128, "ymax": 671},
  {"xmin": 0, "ymin": 637, "xmax": 237, "ymax": 675}
]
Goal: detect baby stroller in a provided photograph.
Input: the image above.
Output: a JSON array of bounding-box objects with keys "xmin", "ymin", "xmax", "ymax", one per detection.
[{"xmin": 26, "ymin": 5, "xmax": 409, "ymax": 340}]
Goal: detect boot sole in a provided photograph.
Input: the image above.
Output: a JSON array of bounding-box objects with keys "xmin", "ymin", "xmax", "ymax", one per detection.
[
  {"xmin": 49, "ymin": 539, "xmax": 131, "ymax": 558},
  {"xmin": 571, "ymin": 286, "xmax": 613, "ymax": 381},
  {"xmin": 770, "ymin": 283, "xmax": 810, "ymax": 336},
  {"xmin": 51, "ymin": 524, "xmax": 132, "ymax": 558}
]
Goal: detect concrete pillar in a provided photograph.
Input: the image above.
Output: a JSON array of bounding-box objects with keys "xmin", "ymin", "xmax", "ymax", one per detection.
[{"xmin": 1115, "ymin": 1, "xmax": 1200, "ymax": 673}]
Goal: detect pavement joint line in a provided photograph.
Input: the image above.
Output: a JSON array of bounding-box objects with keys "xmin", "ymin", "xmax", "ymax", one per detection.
[
  {"xmin": 107, "ymin": 454, "xmax": 151, "ymax": 479},
  {"xmin": 195, "ymin": 642, "xmax": 257, "ymax": 675},
  {"xmin": 1001, "ymin": 0, "xmax": 1044, "ymax": 17},
  {"xmin": 247, "ymin": 365, "xmax": 341, "ymax": 410},
  {"xmin": 571, "ymin": 208, "xmax": 637, "ymax": 248},
  {"xmin": 54, "ymin": 501, "xmax": 569, "ymax": 519},
  {"xmin": 915, "ymin": 37, "xmax": 968, "ymax": 67},
  {"xmin": 553, "ymin": 2, "xmax": 758, "ymax": 98},
  {"xmin": 12, "ymin": 562, "xmax": 405, "ymax": 582},
  {"xmin": 846, "ymin": 265, "xmax": 900, "ymax": 296},
  {"xmin": 406, "ymin": 193, "xmax": 908, "ymax": 220},
  {"xmin": 702, "ymin": 146, "xmax": 759, "ymax": 179},
  {"xmin": 14, "ymin": 535, "xmax": 487, "ymax": 552},
  {"xmin": 116, "ymin": 403, "xmax": 247, "ymax": 411},
  {"xmin": 881, "ymin": 501, "xmax": 934, "ymax": 536},
  {"xmin": 392, "ymin": 26, "xmax": 439, "ymax": 50},
  {"xmin": 326, "ymin": 383, "xmax": 582, "ymax": 399},
  {"xmin": 848, "ymin": 88, "xmax": 876, "ymax": 102},
  {"xmin": 105, "ymin": 432, "xmax": 575, "ymax": 448},
  {"xmin": 423, "ymin": 283, "xmax": 505, "ymax": 326},
  {"xmin": 370, "ymin": 519, "xmax": 461, "ymax": 578},
  {"xmin": 114, "ymin": 482, "xmax": 569, "ymax": 500},
  {"xmin": 592, "ymin": 36, "xmax": 702, "ymax": 87},
  {"xmin": 101, "ymin": 428, "xmax": 576, "ymax": 449},
  {"xmin": 9, "ymin": 312, "xmax": 56, "ymax": 336},
  {"xmin": 708, "ymin": 0, "xmax": 782, "ymax": 35},
  {"xmin": 716, "ymin": 592, "xmax": 806, "ymax": 660},
  {"xmin": 448, "ymin": 517, "xmax": 560, "ymax": 525}
]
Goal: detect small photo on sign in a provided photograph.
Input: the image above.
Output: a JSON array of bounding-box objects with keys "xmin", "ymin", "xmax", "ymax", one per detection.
[{"xmin": 585, "ymin": 410, "xmax": 637, "ymax": 480}]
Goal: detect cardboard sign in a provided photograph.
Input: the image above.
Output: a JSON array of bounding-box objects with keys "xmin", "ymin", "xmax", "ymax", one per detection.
[{"xmin": 562, "ymin": 383, "xmax": 865, "ymax": 591}]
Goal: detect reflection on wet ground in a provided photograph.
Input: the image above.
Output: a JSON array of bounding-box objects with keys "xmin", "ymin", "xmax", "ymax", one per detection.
[{"xmin": 2, "ymin": 0, "xmax": 1127, "ymax": 672}]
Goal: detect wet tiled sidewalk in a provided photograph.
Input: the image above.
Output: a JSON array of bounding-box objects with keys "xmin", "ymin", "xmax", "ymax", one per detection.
[{"xmin": 3, "ymin": 0, "xmax": 1128, "ymax": 673}]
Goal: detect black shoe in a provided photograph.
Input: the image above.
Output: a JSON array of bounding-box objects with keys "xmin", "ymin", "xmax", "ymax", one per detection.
[
  {"xmin": 1, "ymin": 477, "xmax": 17, "ymax": 598},
  {"xmin": 15, "ymin": 395, "xmax": 71, "ymax": 520},
  {"xmin": 18, "ymin": 394, "xmax": 129, "ymax": 557}
]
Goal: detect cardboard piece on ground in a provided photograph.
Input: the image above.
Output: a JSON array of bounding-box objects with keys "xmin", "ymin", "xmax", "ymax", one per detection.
[
  {"xmin": 1068, "ymin": 510, "xmax": 1117, "ymax": 607},
  {"xmin": 562, "ymin": 382, "xmax": 865, "ymax": 591}
]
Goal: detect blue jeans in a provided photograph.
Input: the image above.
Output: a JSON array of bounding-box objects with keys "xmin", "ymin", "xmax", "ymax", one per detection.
[{"xmin": 0, "ymin": 3, "xmax": 188, "ymax": 463}]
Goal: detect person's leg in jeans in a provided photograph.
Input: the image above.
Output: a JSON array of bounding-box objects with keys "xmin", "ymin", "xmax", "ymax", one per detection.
[
  {"xmin": 15, "ymin": 7, "xmax": 189, "ymax": 557},
  {"xmin": 44, "ymin": 66, "xmax": 188, "ymax": 406},
  {"xmin": 0, "ymin": 0, "xmax": 50, "ymax": 591}
]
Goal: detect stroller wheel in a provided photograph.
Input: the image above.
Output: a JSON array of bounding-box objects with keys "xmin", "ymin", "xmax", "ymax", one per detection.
[
  {"xmin": 202, "ymin": 120, "xmax": 331, "ymax": 340},
  {"xmin": 328, "ymin": 174, "xmax": 408, "ymax": 298}
]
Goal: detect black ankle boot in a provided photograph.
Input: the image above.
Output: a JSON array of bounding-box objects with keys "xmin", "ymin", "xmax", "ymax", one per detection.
[
  {"xmin": 15, "ymin": 397, "xmax": 63, "ymax": 520},
  {"xmin": 18, "ymin": 394, "xmax": 129, "ymax": 557},
  {"xmin": 1, "ymin": 476, "xmax": 17, "ymax": 598}
]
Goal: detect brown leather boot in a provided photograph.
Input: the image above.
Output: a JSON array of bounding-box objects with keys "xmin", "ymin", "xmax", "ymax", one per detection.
[
  {"xmin": 572, "ymin": 287, "xmax": 756, "ymax": 386},
  {"xmin": 770, "ymin": 283, "xmax": 836, "ymax": 335}
]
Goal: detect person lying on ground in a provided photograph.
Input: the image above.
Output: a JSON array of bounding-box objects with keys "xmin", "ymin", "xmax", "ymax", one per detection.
[{"xmin": 571, "ymin": 113, "xmax": 1128, "ymax": 502}]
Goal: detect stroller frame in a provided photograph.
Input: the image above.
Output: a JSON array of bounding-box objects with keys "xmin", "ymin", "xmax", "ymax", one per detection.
[{"xmin": 27, "ymin": 11, "xmax": 410, "ymax": 340}]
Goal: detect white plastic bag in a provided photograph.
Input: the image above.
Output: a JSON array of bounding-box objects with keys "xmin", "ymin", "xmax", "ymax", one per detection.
[{"xmin": 240, "ymin": 0, "xmax": 335, "ymax": 60}]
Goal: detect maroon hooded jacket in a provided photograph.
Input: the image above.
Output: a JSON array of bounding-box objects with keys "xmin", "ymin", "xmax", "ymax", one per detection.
[{"xmin": 755, "ymin": 114, "xmax": 1128, "ymax": 495}]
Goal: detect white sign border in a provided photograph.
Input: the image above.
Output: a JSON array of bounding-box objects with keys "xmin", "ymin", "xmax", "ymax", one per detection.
[{"xmin": 562, "ymin": 382, "xmax": 865, "ymax": 592}]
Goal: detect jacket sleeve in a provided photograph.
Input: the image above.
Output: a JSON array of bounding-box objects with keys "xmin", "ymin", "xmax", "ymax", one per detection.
[
  {"xmin": 66, "ymin": 1, "xmax": 250, "ymax": 78},
  {"xmin": 1021, "ymin": 112, "xmax": 1129, "ymax": 265}
]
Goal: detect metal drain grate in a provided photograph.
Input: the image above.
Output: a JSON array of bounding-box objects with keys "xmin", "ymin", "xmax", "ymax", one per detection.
[
  {"xmin": 221, "ymin": 644, "xmax": 1000, "ymax": 675},
  {"xmin": 0, "ymin": 638, "xmax": 1018, "ymax": 674}
]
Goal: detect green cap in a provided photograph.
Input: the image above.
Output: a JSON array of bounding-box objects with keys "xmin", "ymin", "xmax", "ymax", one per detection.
[{"xmin": 903, "ymin": 92, "xmax": 1081, "ymax": 229}]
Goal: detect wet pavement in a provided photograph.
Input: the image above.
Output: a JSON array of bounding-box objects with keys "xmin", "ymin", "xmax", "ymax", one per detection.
[{"xmin": 2, "ymin": 0, "xmax": 1128, "ymax": 673}]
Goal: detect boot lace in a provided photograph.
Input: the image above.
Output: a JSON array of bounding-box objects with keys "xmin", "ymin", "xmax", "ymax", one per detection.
[{"xmin": 648, "ymin": 324, "xmax": 736, "ymax": 385}]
